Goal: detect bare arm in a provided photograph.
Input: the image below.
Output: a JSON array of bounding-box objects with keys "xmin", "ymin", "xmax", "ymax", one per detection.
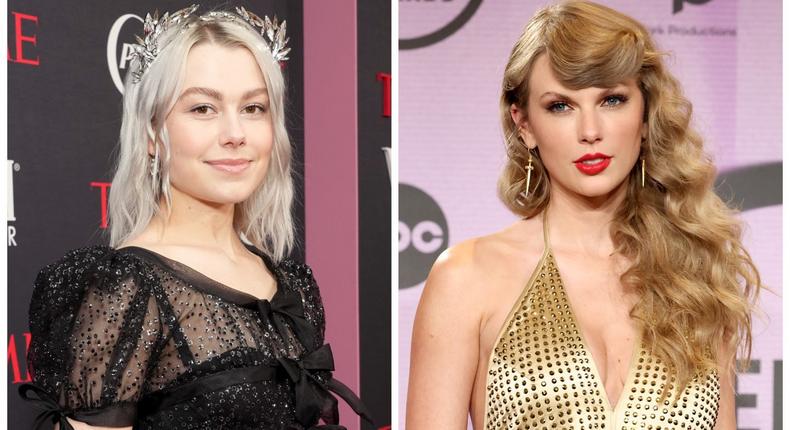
[
  {"xmin": 713, "ymin": 340, "xmax": 736, "ymax": 430},
  {"xmin": 406, "ymin": 247, "xmax": 483, "ymax": 429}
]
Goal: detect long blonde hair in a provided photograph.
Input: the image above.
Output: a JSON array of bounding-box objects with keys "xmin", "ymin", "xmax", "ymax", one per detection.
[
  {"xmin": 498, "ymin": 0, "xmax": 760, "ymax": 395},
  {"xmin": 108, "ymin": 13, "xmax": 294, "ymax": 261}
]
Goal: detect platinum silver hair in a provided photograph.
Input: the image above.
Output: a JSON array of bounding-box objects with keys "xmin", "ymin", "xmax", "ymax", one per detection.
[{"xmin": 108, "ymin": 17, "xmax": 294, "ymax": 261}]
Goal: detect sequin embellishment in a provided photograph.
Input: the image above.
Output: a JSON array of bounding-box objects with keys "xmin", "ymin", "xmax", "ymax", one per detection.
[{"xmin": 20, "ymin": 245, "xmax": 368, "ymax": 429}]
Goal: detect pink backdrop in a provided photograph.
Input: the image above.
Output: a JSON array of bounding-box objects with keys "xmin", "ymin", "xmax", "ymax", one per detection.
[
  {"xmin": 305, "ymin": 2, "xmax": 360, "ymax": 429},
  {"xmin": 399, "ymin": 1, "xmax": 782, "ymax": 428}
]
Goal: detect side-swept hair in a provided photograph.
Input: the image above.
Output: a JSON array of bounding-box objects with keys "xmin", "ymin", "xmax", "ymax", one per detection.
[
  {"xmin": 109, "ymin": 15, "xmax": 294, "ymax": 261},
  {"xmin": 498, "ymin": 0, "xmax": 760, "ymax": 398}
]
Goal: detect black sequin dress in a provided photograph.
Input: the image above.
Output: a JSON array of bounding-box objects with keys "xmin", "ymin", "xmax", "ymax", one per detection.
[{"xmin": 19, "ymin": 245, "xmax": 370, "ymax": 430}]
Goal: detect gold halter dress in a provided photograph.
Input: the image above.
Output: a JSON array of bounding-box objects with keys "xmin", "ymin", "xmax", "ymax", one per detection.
[{"xmin": 484, "ymin": 218, "xmax": 720, "ymax": 429}]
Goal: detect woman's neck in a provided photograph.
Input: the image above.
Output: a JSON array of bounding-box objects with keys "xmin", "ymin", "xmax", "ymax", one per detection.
[
  {"xmin": 147, "ymin": 187, "xmax": 248, "ymax": 258},
  {"xmin": 543, "ymin": 180, "xmax": 628, "ymax": 257}
]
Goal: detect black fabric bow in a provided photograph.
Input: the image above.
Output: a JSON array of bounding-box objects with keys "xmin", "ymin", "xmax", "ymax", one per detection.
[
  {"xmin": 278, "ymin": 344, "xmax": 374, "ymax": 427},
  {"xmin": 18, "ymin": 383, "xmax": 75, "ymax": 430},
  {"xmin": 255, "ymin": 291, "xmax": 316, "ymax": 350},
  {"xmin": 252, "ymin": 291, "xmax": 374, "ymax": 428},
  {"xmin": 278, "ymin": 343, "xmax": 337, "ymax": 425}
]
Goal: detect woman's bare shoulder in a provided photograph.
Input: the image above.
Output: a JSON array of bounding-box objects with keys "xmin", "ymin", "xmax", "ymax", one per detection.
[{"xmin": 424, "ymin": 218, "xmax": 543, "ymax": 303}]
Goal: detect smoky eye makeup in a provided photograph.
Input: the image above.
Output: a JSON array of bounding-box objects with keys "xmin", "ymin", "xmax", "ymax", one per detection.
[
  {"xmin": 601, "ymin": 93, "xmax": 629, "ymax": 107},
  {"xmin": 541, "ymin": 91, "xmax": 631, "ymax": 113},
  {"xmin": 546, "ymin": 100, "xmax": 571, "ymax": 113},
  {"xmin": 539, "ymin": 93, "xmax": 572, "ymax": 113}
]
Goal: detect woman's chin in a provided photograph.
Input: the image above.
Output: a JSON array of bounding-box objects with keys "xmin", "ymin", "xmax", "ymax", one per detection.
[
  {"xmin": 193, "ymin": 192, "xmax": 256, "ymax": 207},
  {"xmin": 571, "ymin": 180, "xmax": 628, "ymax": 201}
]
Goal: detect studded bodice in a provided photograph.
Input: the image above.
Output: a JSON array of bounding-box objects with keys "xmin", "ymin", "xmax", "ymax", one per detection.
[{"xmin": 484, "ymin": 219, "xmax": 720, "ymax": 429}]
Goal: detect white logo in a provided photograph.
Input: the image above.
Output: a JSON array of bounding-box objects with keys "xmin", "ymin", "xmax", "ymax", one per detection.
[
  {"xmin": 382, "ymin": 147, "xmax": 392, "ymax": 182},
  {"xmin": 8, "ymin": 160, "xmax": 19, "ymax": 247},
  {"xmin": 399, "ymin": 183, "xmax": 449, "ymax": 289},
  {"xmin": 107, "ymin": 14, "xmax": 143, "ymax": 94},
  {"xmin": 399, "ymin": 221, "xmax": 444, "ymax": 254},
  {"xmin": 7, "ymin": 160, "xmax": 18, "ymax": 222}
]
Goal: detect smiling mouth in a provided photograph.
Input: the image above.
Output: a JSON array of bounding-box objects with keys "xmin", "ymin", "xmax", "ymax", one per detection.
[{"xmin": 205, "ymin": 160, "xmax": 251, "ymax": 173}]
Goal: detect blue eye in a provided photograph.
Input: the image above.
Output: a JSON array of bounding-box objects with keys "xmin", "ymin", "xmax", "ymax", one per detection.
[
  {"xmin": 603, "ymin": 95, "xmax": 627, "ymax": 107},
  {"xmin": 548, "ymin": 102, "xmax": 570, "ymax": 113}
]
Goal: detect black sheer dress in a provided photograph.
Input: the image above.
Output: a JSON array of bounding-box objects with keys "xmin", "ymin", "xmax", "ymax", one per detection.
[{"xmin": 19, "ymin": 245, "xmax": 369, "ymax": 429}]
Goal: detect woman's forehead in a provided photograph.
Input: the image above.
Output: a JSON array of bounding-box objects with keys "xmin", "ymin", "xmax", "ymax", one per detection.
[{"xmin": 181, "ymin": 43, "xmax": 267, "ymax": 93}]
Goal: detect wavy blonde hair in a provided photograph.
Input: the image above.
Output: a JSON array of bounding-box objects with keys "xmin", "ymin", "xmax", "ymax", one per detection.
[
  {"xmin": 498, "ymin": 0, "xmax": 760, "ymax": 396},
  {"xmin": 108, "ymin": 12, "xmax": 294, "ymax": 261}
]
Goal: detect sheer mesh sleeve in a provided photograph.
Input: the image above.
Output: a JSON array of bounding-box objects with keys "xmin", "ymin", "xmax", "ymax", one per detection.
[
  {"xmin": 278, "ymin": 260, "xmax": 326, "ymax": 352},
  {"xmin": 280, "ymin": 260, "xmax": 373, "ymax": 425},
  {"xmin": 25, "ymin": 247, "xmax": 166, "ymax": 427}
]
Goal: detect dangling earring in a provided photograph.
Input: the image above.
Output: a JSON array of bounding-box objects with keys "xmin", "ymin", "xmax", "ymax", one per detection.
[
  {"xmin": 150, "ymin": 146, "xmax": 160, "ymax": 193},
  {"xmin": 641, "ymin": 157, "xmax": 646, "ymax": 188},
  {"xmin": 525, "ymin": 151, "xmax": 534, "ymax": 196},
  {"xmin": 149, "ymin": 155, "xmax": 157, "ymax": 179}
]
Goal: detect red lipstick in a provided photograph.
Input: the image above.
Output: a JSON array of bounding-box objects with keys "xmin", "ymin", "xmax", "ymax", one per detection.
[{"xmin": 573, "ymin": 153, "xmax": 612, "ymax": 175}]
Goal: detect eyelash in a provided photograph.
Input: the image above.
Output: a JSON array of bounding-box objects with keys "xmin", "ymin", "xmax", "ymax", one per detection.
[
  {"xmin": 244, "ymin": 104, "xmax": 268, "ymax": 114},
  {"xmin": 546, "ymin": 94, "xmax": 629, "ymax": 113},
  {"xmin": 547, "ymin": 101, "xmax": 571, "ymax": 113},
  {"xmin": 602, "ymin": 94, "xmax": 628, "ymax": 107},
  {"xmin": 190, "ymin": 104, "xmax": 268, "ymax": 115}
]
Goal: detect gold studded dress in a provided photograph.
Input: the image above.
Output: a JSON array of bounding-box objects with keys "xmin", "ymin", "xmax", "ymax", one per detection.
[{"xmin": 484, "ymin": 218, "xmax": 720, "ymax": 429}]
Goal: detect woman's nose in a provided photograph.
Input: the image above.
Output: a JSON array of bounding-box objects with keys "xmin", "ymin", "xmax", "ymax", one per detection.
[
  {"xmin": 220, "ymin": 112, "xmax": 246, "ymax": 146},
  {"xmin": 577, "ymin": 109, "xmax": 603, "ymax": 145}
]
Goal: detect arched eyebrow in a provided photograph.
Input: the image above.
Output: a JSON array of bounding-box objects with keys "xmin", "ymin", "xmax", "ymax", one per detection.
[
  {"xmin": 178, "ymin": 86, "xmax": 268, "ymax": 101},
  {"xmin": 538, "ymin": 85, "xmax": 631, "ymax": 102},
  {"xmin": 539, "ymin": 91, "xmax": 571, "ymax": 100}
]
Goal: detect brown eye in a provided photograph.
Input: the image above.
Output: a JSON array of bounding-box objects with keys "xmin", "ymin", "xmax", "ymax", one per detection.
[
  {"xmin": 191, "ymin": 105, "xmax": 213, "ymax": 114},
  {"xmin": 244, "ymin": 104, "xmax": 267, "ymax": 114}
]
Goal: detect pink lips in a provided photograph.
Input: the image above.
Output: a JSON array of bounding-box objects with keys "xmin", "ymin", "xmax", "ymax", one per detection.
[
  {"xmin": 573, "ymin": 152, "xmax": 612, "ymax": 175},
  {"xmin": 205, "ymin": 159, "xmax": 251, "ymax": 173}
]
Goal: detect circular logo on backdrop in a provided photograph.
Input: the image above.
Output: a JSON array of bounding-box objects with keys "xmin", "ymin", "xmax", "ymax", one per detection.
[
  {"xmin": 400, "ymin": 183, "xmax": 449, "ymax": 289},
  {"xmin": 399, "ymin": 0, "xmax": 483, "ymax": 50},
  {"xmin": 673, "ymin": 0, "xmax": 713, "ymax": 14},
  {"xmin": 107, "ymin": 14, "xmax": 144, "ymax": 95}
]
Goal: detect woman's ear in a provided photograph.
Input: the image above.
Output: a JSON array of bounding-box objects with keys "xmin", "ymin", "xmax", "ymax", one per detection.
[
  {"xmin": 510, "ymin": 104, "xmax": 536, "ymax": 149},
  {"xmin": 148, "ymin": 140, "xmax": 156, "ymax": 157}
]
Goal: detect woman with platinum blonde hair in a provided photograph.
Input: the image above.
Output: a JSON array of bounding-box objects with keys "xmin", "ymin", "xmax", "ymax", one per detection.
[
  {"xmin": 407, "ymin": 1, "xmax": 760, "ymax": 429},
  {"xmin": 20, "ymin": 5, "xmax": 369, "ymax": 430}
]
